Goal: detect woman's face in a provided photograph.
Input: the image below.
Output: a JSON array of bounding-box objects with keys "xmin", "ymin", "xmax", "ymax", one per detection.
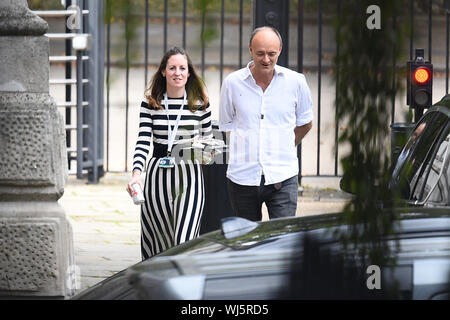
[{"xmin": 162, "ymin": 53, "xmax": 190, "ymax": 93}]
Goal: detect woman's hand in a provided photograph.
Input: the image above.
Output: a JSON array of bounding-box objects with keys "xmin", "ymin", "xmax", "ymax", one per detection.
[
  {"xmin": 201, "ymin": 149, "xmax": 215, "ymax": 165},
  {"xmin": 126, "ymin": 170, "xmax": 144, "ymax": 197}
]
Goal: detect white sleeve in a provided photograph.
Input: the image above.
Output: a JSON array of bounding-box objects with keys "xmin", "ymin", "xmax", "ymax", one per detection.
[
  {"xmin": 218, "ymin": 77, "xmax": 235, "ymax": 132},
  {"xmin": 296, "ymin": 74, "xmax": 314, "ymax": 127}
]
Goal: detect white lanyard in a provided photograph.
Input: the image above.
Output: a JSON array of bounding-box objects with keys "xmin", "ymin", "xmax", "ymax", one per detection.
[{"xmin": 164, "ymin": 91, "xmax": 186, "ymax": 156}]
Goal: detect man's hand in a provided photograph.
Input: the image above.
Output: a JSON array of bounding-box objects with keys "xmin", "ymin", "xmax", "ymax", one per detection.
[{"xmin": 294, "ymin": 122, "xmax": 312, "ymax": 146}]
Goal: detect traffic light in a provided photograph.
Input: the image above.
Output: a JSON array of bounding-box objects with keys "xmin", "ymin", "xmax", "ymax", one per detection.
[{"xmin": 407, "ymin": 49, "xmax": 433, "ymax": 120}]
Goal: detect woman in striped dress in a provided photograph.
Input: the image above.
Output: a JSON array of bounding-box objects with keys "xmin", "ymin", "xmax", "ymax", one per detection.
[{"xmin": 126, "ymin": 47, "xmax": 212, "ymax": 260}]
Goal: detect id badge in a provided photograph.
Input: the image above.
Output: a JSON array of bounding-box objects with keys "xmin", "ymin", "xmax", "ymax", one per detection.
[{"xmin": 159, "ymin": 156, "xmax": 175, "ymax": 168}]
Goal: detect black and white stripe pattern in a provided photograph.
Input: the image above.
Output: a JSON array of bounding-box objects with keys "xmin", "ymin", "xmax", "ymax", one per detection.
[
  {"xmin": 133, "ymin": 98, "xmax": 212, "ymax": 172},
  {"xmin": 140, "ymin": 157, "xmax": 205, "ymax": 259},
  {"xmin": 132, "ymin": 97, "xmax": 212, "ymax": 259}
]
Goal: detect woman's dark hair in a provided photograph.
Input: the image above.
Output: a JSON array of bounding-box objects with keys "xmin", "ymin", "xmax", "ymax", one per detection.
[{"xmin": 144, "ymin": 46, "xmax": 208, "ymax": 112}]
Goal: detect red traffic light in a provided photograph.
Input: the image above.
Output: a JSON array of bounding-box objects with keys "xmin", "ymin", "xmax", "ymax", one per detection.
[
  {"xmin": 406, "ymin": 49, "xmax": 433, "ymax": 119},
  {"xmin": 413, "ymin": 67, "xmax": 431, "ymax": 84}
]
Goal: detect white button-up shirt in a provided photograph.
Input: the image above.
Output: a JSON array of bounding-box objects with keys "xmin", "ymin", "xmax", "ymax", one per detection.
[{"xmin": 219, "ymin": 61, "xmax": 313, "ymax": 186}]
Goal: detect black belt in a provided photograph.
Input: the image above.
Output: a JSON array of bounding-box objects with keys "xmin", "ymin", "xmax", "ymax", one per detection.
[{"xmin": 152, "ymin": 142, "xmax": 195, "ymax": 159}]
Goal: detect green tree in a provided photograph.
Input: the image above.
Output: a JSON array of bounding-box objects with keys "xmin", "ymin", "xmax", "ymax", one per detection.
[
  {"xmin": 27, "ymin": 0, "xmax": 62, "ymax": 10},
  {"xmin": 104, "ymin": 0, "xmax": 143, "ymax": 69},
  {"xmin": 333, "ymin": 0, "xmax": 408, "ymax": 281},
  {"xmin": 194, "ymin": 0, "xmax": 218, "ymax": 47}
]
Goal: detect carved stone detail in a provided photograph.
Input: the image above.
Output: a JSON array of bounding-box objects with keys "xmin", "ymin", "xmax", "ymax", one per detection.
[{"xmin": 0, "ymin": 221, "xmax": 58, "ymax": 292}]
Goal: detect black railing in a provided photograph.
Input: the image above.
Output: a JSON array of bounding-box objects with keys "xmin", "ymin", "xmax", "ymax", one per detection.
[{"xmin": 104, "ymin": 0, "xmax": 450, "ymax": 182}]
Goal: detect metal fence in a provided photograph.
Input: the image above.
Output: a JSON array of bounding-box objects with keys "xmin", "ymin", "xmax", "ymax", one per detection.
[
  {"xmin": 42, "ymin": 0, "xmax": 450, "ymax": 183},
  {"xmin": 34, "ymin": 0, "xmax": 105, "ymax": 183}
]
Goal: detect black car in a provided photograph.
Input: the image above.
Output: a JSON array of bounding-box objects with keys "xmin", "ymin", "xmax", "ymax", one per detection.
[
  {"xmin": 73, "ymin": 97, "xmax": 450, "ymax": 300},
  {"xmin": 390, "ymin": 98, "xmax": 450, "ymax": 206}
]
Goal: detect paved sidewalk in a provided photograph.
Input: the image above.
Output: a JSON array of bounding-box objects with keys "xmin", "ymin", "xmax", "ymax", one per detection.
[{"xmin": 59, "ymin": 172, "xmax": 350, "ymax": 294}]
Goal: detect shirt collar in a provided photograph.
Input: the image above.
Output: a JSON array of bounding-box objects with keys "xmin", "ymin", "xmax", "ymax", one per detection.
[{"xmin": 242, "ymin": 61, "xmax": 284, "ymax": 81}]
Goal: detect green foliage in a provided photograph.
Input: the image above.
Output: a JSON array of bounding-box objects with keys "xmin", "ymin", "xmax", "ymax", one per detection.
[
  {"xmin": 27, "ymin": 0, "xmax": 62, "ymax": 10},
  {"xmin": 194, "ymin": 0, "xmax": 218, "ymax": 47},
  {"xmin": 333, "ymin": 0, "xmax": 409, "ymax": 270},
  {"xmin": 147, "ymin": 0, "xmax": 252, "ymax": 15},
  {"xmin": 105, "ymin": 0, "xmax": 143, "ymax": 69},
  {"xmin": 103, "ymin": 0, "xmax": 238, "ymax": 68}
]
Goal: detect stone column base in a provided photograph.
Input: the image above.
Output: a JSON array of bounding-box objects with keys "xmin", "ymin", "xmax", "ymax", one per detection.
[{"xmin": 0, "ymin": 201, "xmax": 75, "ymax": 298}]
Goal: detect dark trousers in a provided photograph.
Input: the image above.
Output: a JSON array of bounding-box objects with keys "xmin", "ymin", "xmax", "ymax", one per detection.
[{"xmin": 226, "ymin": 175, "xmax": 298, "ymax": 221}]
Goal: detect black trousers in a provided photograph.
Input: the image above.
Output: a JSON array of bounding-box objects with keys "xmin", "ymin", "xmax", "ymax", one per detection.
[{"xmin": 226, "ymin": 175, "xmax": 298, "ymax": 221}]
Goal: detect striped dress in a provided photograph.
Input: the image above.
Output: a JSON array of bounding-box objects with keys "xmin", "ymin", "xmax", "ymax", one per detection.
[{"xmin": 133, "ymin": 96, "xmax": 213, "ymax": 260}]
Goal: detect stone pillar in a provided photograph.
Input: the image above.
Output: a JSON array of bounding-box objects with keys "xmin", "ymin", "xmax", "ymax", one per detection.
[{"xmin": 0, "ymin": 0, "xmax": 75, "ymax": 298}]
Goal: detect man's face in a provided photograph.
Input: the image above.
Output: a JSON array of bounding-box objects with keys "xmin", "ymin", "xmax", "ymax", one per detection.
[{"xmin": 249, "ymin": 29, "xmax": 282, "ymax": 74}]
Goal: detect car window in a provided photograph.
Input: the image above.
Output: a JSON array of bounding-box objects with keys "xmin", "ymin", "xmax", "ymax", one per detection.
[
  {"xmin": 413, "ymin": 126, "xmax": 450, "ymax": 205},
  {"xmin": 391, "ymin": 111, "xmax": 448, "ymax": 201}
]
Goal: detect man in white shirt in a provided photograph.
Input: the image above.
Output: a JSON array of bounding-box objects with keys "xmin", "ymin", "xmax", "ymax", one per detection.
[{"xmin": 219, "ymin": 26, "xmax": 313, "ymax": 221}]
